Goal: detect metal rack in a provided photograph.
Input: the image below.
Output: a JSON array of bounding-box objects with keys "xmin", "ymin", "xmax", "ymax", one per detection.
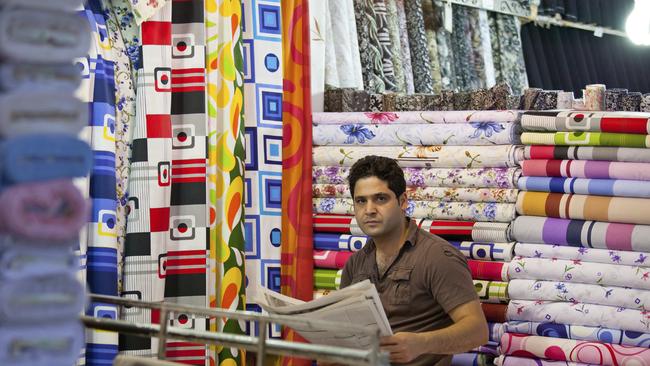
[{"xmin": 82, "ymin": 294, "xmax": 390, "ymax": 366}]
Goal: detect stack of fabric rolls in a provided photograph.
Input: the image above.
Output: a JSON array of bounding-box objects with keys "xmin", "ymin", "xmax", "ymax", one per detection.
[
  {"xmin": 311, "ymin": 109, "xmax": 524, "ymax": 364},
  {"xmin": 496, "ymin": 110, "xmax": 650, "ymax": 365},
  {"xmin": 0, "ymin": 0, "xmax": 91, "ymax": 365}
]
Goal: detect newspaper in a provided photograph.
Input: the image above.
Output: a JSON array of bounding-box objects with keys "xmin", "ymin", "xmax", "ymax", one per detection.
[{"xmin": 255, "ymin": 280, "xmax": 392, "ymax": 349}]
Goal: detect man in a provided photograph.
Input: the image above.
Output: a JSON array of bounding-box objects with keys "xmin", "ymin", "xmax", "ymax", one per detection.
[{"xmin": 340, "ymin": 155, "xmax": 488, "ymax": 366}]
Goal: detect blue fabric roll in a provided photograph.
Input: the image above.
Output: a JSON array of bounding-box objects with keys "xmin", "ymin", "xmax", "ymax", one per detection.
[
  {"xmin": 313, "ymin": 233, "xmax": 368, "ymax": 252},
  {"xmin": 518, "ymin": 176, "xmax": 650, "ymax": 198}
]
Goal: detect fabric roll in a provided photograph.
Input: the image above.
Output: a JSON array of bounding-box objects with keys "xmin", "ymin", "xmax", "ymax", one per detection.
[
  {"xmin": 518, "ymin": 176, "xmax": 650, "ymax": 198},
  {"xmin": 470, "ymin": 89, "xmax": 492, "ymax": 110},
  {"xmin": 0, "ymin": 179, "xmax": 89, "ymax": 241},
  {"xmin": 473, "ymin": 343, "xmax": 499, "ymax": 356},
  {"xmin": 557, "ymin": 91, "xmax": 574, "ymax": 109},
  {"xmin": 450, "ymin": 242, "xmax": 515, "ymax": 262},
  {"xmin": 0, "ymin": 273, "xmax": 84, "ymax": 323},
  {"xmin": 404, "ymin": 0, "xmax": 434, "ymax": 93},
  {"xmin": 623, "ymin": 92, "xmax": 643, "ymax": 112},
  {"xmin": 514, "ymin": 243, "xmax": 650, "ymax": 267},
  {"xmin": 324, "ymin": 88, "xmax": 370, "ymax": 112},
  {"xmin": 533, "ymin": 90, "xmax": 559, "ymax": 110},
  {"xmin": 506, "ymin": 95, "xmax": 522, "ymax": 110},
  {"xmin": 312, "ymin": 110, "xmax": 521, "ymax": 124},
  {"xmin": 508, "ymin": 279, "xmax": 650, "ymax": 310},
  {"xmin": 313, "ymin": 250, "xmax": 353, "ymax": 269},
  {"xmin": 435, "ymin": 1, "xmax": 454, "ymax": 90},
  {"xmin": 312, "ymin": 214, "xmax": 476, "ymax": 237},
  {"xmin": 394, "ymin": 93, "xmax": 426, "ymax": 111},
  {"xmin": 521, "ymin": 159, "xmax": 650, "ymax": 181},
  {"xmin": 572, "ymin": 99, "xmax": 586, "ymax": 110},
  {"xmin": 642, "ymin": 94, "xmax": 650, "ymax": 113},
  {"xmin": 0, "ymin": 321, "xmax": 84, "ymax": 366},
  {"xmin": 453, "ymin": 92, "xmax": 472, "ymax": 110},
  {"xmin": 451, "ymin": 353, "xmax": 495, "ymax": 366},
  {"xmin": 0, "ymin": 0, "xmax": 84, "ymax": 9},
  {"xmin": 488, "ymin": 322, "xmax": 504, "ymax": 343},
  {"xmin": 314, "ymin": 198, "xmax": 516, "ymax": 222},
  {"xmin": 605, "ymin": 88, "xmax": 627, "ymax": 112},
  {"xmin": 488, "ymin": 83, "xmax": 513, "ymax": 110},
  {"xmin": 0, "ymin": 8, "xmax": 91, "ymax": 62},
  {"xmin": 0, "ymin": 63, "xmax": 81, "ymax": 92},
  {"xmin": 468, "ymin": 260, "xmax": 509, "ymax": 281},
  {"xmin": 421, "ymin": 0, "xmax": 442, "ymax": 92},
  {"xmin": 494, "ymin": 13, "xmax": 528, "ymax": 95},
  {"xmin": 372, "ymin": 0, "xmax": 398, "ymax": 92},
  {"xmin": 478, "ymin": 10, "xmax": 496, "ymax": 89},
  {"xmin": 313, "ymin": 233, "xmax": 368, "ymax": 251},
  {"xmin": 509, "ymin": 256, "xmax": 650, "ymax": 290},
  {"xmin": 584, "ymin": 84, "xmax": 605, "ymax": 111},
  {"xmin": 384, "ymin": 0, "xmax": 406, "ymax": 93},
  {"xmin": 369, "ymin": 93, "xmax": 384, "ymax": 112},
  {"xmin": 313, "ymin": 145, "xmax": 523, "ymax": 168},
  {"xmin": 523, "ymin": 88, "xmax": 542, "ymax": 110},
  {"xmin": 313, "ymin": 122, "xmax": 519, "ymax": 146},
  {"xmin": 0, "ymin": 134, "xmax": 92, "ymax": 185},
  {"xmin": 504, "ymin": 320, "xmax": 650, "ymax": 348},
  {"xmin": 522, "ymin": 131, "xmax": 650, "ymax": 148},
  {"xmin": 511, "ymin": 216, "xmax": 650, "ymax": 252},
  {"xmin": 525, "ymin": 145, "xmax": 650, "ymax": 163},
  {"xmin": 482, "ymin": 303, "xmax": 507, "ymax": 323},
  {"xmin": 313, "ymin": 184, "xmax": 518, "ymax": 203},
  {"xmin": 471, "ymin": 222, "xmax": 512, "ymax": 243},
  {"xmin": 395, "ymin": 0, "xmax": 415, "ymax": 94},
  {"xmin": 327, "ymin": 0, "xmax": 364, "ymax": 89},
  {"xmin": 521, "ymin": 111, "xmax": 650, "ymax": 134},
  {"xmin": 495, "ymin": 356, "xmax": 591, "ymax": 366},
  {"xmin": 451, "ymin": 6, "xmax": 474, "ymax": 91},
  {"xmin": 0, "ymin": 92, "xmax": 88, "ymax": 137},
  {"xmin": 500, "ymin": 333, "xmax": 650, "ymax": 364},
  {"xmin": 507, "ymin": 300, "xmax": 650, "ymax": 335},
  {"xmin": 354, "ymin": 0, "xmax": 386, "ymax": 93},
  {"xmin": 0, "ymin": 245, "xmax": 77, "ymax": 280},
  {"xmin": 474, "ymin": 280, "xmax": 509, "ymax": 303},
  {"xmin": 516, "ymin": 191, "xmax": 650, "ymax": 225},
  {"xmin": 314, "ymin": 268, "xmax": 343, "ymax": 290}
]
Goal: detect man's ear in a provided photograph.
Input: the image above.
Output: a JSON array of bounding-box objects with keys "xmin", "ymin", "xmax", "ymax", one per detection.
[{"xmin": 398, "ymin": 193, "xmax": 407, "ymax": 209}]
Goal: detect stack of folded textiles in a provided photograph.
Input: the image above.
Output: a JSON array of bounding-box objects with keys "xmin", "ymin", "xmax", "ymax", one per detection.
[
  {"xmin": 0, "ymin": 0, "xmax": 91, "ymax": 365},
  {"xmin": 499, "ymin": 110, "xmax": 650, "ymax": 365}
]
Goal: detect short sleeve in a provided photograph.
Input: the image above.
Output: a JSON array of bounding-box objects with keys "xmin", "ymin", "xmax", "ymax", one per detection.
[
  {"xmin": 428, "ymin": 245, "xmax": 479, "ymax": 314},
  {"xmin": 340, "ymin": 256, "xmax": 355, "ymax": 289}
]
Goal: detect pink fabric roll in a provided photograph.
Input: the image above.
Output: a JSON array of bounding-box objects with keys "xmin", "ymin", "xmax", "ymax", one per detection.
[
  {"xmin": 0, "ymin": 179, "xmax": 89, "ymax": 241},
  {"xmin": 313, "ymin": 250, "xmax": 354, "ymax": 269},
  {"xmin": 468, "ymin": 260, "xmax": 508, "ymax": 281}
]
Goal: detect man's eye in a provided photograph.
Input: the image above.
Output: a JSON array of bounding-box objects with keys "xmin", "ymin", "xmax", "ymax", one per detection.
[
  {"xmin": 355, "ymin": 199, "xmax": 365, "ymax": 204},
  {"xmin": 377, "ymin": 196, "xmax": 386, "ymax": 201}
]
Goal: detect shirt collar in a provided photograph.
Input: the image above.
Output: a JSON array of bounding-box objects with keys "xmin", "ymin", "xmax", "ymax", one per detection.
[{"xmin": 362, "ymin": 217, "xmax": 418, "ymax": 253}]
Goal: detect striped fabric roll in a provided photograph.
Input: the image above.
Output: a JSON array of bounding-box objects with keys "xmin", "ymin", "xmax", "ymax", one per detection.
[
  {"xmin": 521, "ymin": 159, "xmax": 650, "ymax": 181},
  {"xmin": 471, "ymin": 222, "xmax": 512, "ymax": 243},
  {"xmin": 313, "ymin": 250, "xmax": 354, "ymax": 269},
  {"xmin": 313, "ymin": 214, "xmax": 475, "ymax": 237},
  {"xmin": 451, "ymin": 353, "xmax": 495, "ymax": 366},
  {"xmin": 518, "ymin": 176, "xmax": 650, "ymax": 198},
  {"xmin": 496, "ymin": 355, "xmax": 590, "ymax": 365},
  {"xmin": 516, "ymin": 191, "xmax": 650, "ymax": 225},
  {"xmin": 488, "ymin": 322, "xmax": 504, "ymax": 343},
  {"xmin": 525, "ymin": 145, "xmax": 650, "ymax": 163},
  {"xmin": 313, "ymin": 269, "xmax": 343, "ymax": 290},
  {"xmin": 474, "ymin": 280, "xmax": 509, "ymax": 304},
  {"xmin": 313, "ymin": 233, "xmax": 368, "ymax": 251},
  {"xmin": 521, "ymin": 111, "xmax": 650, "ymax": 134},
  {"xmin": 522, "ymin": 131, "xmax": 650, "ymax": 148},
  {"xmin": 468, "ymin": 260, "xmax": 509, "ymax": 281},
  {"xmin": 511, "ymin": 216, "xmax": 650, "ymax": 252},
  {"xmin": 450, "ymin": 242, "xmax": 515, "ymax": 261}
]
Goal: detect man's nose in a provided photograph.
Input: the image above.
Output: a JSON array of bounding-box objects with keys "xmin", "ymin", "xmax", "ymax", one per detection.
[{"xmin": 365, "ymin": 201, "xmax": 377, "ymax": 214}]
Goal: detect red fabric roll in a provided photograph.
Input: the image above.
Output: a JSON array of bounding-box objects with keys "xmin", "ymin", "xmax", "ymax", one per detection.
[
  {"xmin": 468, "ymin": 260, "xmax": 508, "ymax": 281},
  {"xmin": 481, "ymin": 303, "xmax": 507, "ymax": 323},
  {"xmin": 313, "ymin": 250, "xmax": 354, "ymax": 269}
]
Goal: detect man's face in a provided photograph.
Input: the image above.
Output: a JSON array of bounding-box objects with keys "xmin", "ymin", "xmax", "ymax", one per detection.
[{"xmin": 352, "ymin": 176, "xmax": 407, "ymax": 240}]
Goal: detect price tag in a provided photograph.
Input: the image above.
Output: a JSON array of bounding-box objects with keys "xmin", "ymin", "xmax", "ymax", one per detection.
[{"xmin": 594, "ymin": 27, "xmax": 604, "ymax": 37}]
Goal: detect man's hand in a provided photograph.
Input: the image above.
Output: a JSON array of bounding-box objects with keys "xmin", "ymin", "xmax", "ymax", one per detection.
[{"xmin": 380, "ymin": 332, "xmax": 425, "ymax": 364}]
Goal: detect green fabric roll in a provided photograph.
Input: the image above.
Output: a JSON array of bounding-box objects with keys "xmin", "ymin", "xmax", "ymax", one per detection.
[
  {"xmin": 314, "ymin": 268, "xmax": 343, "ymax": 290},
  {"xmin": 522, "ymin": 132, "xmax": 650, "ymax": 148}
]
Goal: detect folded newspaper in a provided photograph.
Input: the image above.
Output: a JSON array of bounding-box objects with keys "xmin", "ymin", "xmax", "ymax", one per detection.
[{"xmin": 255, "ymin": 280, "xmax": 392, "ymax": 349}]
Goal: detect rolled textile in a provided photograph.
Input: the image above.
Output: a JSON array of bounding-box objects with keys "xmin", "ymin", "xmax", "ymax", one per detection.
[
  {"xmin": 451, "ymin": 353, "xmax": 495, "ymax": 365},
  {"xmin": 514, "ymin": 243, "xmax": 650, "ymax": 267},
  {"xmin": 605, "ymin": 88, "xmax": 627, "ymax": 112},
  {"xmin": 508, "ymin": 279, "xmax": 650, "ymax": 310},
  {"xmin": 481, "ymin": 303, "xmax": 507, "ymax": 323},
  {"xmin": 507, "ymin": 300, "xmax": 650, "ymax": 335},
  {"xmin": 521, "ymin": 111, "xmax": 650, "ymax": 134},
  {"xmin": 474, "ymin": 280, "xmax": 509, "ymax": 304},
  {"xmin": 312, "ymin": 214, "xmax": 476, "ymax": 237},
  {"xmin": 313, "ymin": 233, "xmax": 368, "ymax": 251},
  {"xmin": 0, "ymin": 92, "xmax": 88, "ymax": 137},
  {"xmin": 508, "ymin": 256, "xmax": 650, "ymax": 291},
  {"xmin": 0, "ymin": 8, "xmax": 91, "ymax": 62},
  {"xmin": 584, "ymin": 84, "xmax": 605, "ymax": 111},
  {"xmin": 471, "ymin": 222, "xmax": 512, "ymax": 243},
  {"xmin": 0, "ymin": 245, "xmax": 77, "ymax": 280},
  {"xmin": 504, "ymin": 320, "xmax": 650, "ymax": 348},
  {"xmin": 313, "ymin": 166, "xmax": 522, "ymax": 189},
  {"xmin": 642, "ymin": 94, "xmax": 650, "ymax": 113},
  {"xmin": 0, "ymin": 63, "xmax": 81, "ymax": 92},
  {"xmin": 0, "ymin": 179, "xmax": 89, "ymax": 241},
  {"xmin": 516, "ymin": 191, "xmax": 650, "ymax": 225},
  {"xmin": 314, "ymin": 268, "xmax": 342, "ymax": 290},
  {"xmin": 488, "ymin": 322, "xmax": 505, "ymax": 343},
  {"xmin": 0, "ymin": 273, "xmax": 85, "ymax": 323},
  {"xmin": 557, "ymin": 92, "xmax": 575, "ymax": 109},
  {"xmin": 500, "ymin": 333, "xmax": 650, "ymax": 364},
  {"xmin": 521, "ymin": 159, "xmax": 650, "ymax": 181},
  {"xmin": 524, "ymin": 145, "xmax": 650, "ymax": 163},
  {"xmin": 313, "ymin": 122, "xmax": 519, "ymax": 146},
  {"xmin": 623, "ymin": 92, "xmax": 643, "ymax": 112},
  {"xmin": 511, "ymin": 216, "xmax": 650, "ymax": 252},
  {"xmin": 313, "ymin": 184, "xmax": 519, "ymax": 203},
  {"xmin": 313, "ymin": 250, "xmax": 354, "ymax": 269},
  {"xmin": 468, "ymin": 260, "xmax": 509, "ymax": 281},
  {"xmin": 518, "ymin": 176, "xmax": 650, "ymax": 198},
  {"xmin": 314, "ymin": 198, "xmax": 517, "ymax": 222},
  {"xmin": 0, "ymin": 0, "xmax": 84, "ymax": 10},
  {"xmin": 495, "ymin": 355, "xmax": 593, "ymax": 366},
  {"xmin": 311, "ymin": 110, "xmax": 522, "ymax": 124},
  {"xmin": 313, "ymin": 145, "xmax": 523, "ymax": 168},
  {"xmin": 450, "ymin": 241, "xmax": 515, "ymax": 261},
  {"xmin": 473, "ymin": 343, "xmax": 499, "ymax": 356},
  {"xmin": 521, "ymin": 131, "xmax": 650, "ymax": 148},
  {"xmin": 0, "ymin": 134, "xmax": 92, "ymax": 185},
  {"xmin": 0, "ymin": 321, "xmax": 84, "ymax": 366},
  {"xmin": 324, "ymin": 88, "xmax": 370, "ymax": 112}
]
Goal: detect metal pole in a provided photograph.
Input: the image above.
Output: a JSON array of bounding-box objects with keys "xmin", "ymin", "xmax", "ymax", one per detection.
[
  {"xmin": 256, "ymin": 320, "xmax": 267, "ymax": 366},
  {"xmin": 157, "ymin": 305, "xmax": 169, "ymax": 360}
]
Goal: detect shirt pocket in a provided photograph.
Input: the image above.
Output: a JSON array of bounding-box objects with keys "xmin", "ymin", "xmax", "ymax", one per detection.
[
  {"xmin": 352, "ymin": 272, "xmax": 372, "ymax": 284},
  {"xmin": 387, "ymin": 267, "xmax": 413, "ymax": 305}
]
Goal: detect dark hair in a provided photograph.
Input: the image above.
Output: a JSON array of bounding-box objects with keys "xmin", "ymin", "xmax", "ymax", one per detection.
[{"xmin": 347, "ymin": 155, "xmax": 406, "ymax": 198}]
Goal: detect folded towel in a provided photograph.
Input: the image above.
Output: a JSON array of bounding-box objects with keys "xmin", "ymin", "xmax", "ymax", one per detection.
[
  {"xmin": 0, "ymin": 0, "xmax": 85, "ymax": 11},
  {"xmin": 0, "ymin": 92, "xmax": 87, "ymax": 137},
  {"xmin": 0, "ymin": 7, "xmax": 91, "ymax": 62},
  {"xmin": 0, "ymin": 134, "xmax": 92, "ymax": 185},
  {"xmin": 0, "ymin": 244, "xmax": 78, "ymax": 280},
  {"xmin": 0, "ymin": 179, "xmax": 89, "ymax": 241},
  {"xmin": 0, "ymin": 63, "xmax": 81, "ymax": 92},
  {"xmin": 0, "ymin": 273, "xmax": 85, "ymax": 323},
  {"xmin": 0, "ymin": 321, "xmax": 84, "ymax": 366}
]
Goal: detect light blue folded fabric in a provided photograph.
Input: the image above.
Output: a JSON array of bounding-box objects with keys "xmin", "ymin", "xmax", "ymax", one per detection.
[
  {"xmin": 0, "ymin": 242, "xmax": 78, "ymax": 280},
  {"xmin": 0, "ymin": 134, "xmax": 92, "ymax": 186},
  {"xmin": 0, "ymin": 63, "xmax": 81, "ymax": 92},
  {"xmin": 0, "ymin": 321, "xmax": 84, "ymax": 366}
]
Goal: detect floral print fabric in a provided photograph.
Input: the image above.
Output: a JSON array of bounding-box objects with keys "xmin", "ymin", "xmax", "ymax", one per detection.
[{"xmin": 514, "ymin": 243, "xmax": 650, "ymax": 267}]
